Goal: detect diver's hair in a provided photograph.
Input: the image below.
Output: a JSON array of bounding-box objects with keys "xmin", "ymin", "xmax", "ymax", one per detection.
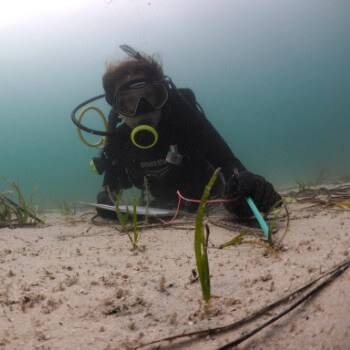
[{"xmin": 102, "ymin": 53, "xmax": 164, "ymax": 106}]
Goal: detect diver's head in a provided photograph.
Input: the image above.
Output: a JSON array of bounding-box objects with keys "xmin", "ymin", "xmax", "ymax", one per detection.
[
  {"xmin": 102, "ymin": 55, "xmax": 166, "ymax": 117},
  {"xmin": 102, "ymin": 56, "xmax": 167, "ymax": 148},
  {"xmin": 113, "ymin": 76, "xmax": 167, "ymax": 129}
]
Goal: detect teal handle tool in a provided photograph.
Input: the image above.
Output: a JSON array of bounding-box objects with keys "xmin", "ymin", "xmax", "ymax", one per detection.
[{"xmin": 246, "ymin": 197, "xmax": 269, "ymax": 238}]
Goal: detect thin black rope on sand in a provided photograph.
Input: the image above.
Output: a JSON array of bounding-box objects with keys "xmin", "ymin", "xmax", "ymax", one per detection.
[
  {"xmin": 137, "ymin": 258, "xmax": 350, "ymax": 349},
  {"xmin": 216, "ymin": 260, "xmax": 350, "ymax": 350}
]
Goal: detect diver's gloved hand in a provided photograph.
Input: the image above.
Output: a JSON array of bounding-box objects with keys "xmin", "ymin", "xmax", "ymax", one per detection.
[{"xmin": 224, "ymin": 170, "xmax": 282, "ymax": 218}]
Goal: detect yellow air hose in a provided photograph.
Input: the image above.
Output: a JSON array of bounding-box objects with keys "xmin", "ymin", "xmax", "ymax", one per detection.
[{"xmin": 76, "ymin": 106, "xmax": 108, "ymax": 147}]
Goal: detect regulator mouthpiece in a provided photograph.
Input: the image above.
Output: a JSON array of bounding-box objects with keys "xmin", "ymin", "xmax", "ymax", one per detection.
[{"xmin": 130, "ymin": 125, "xmax": 158, "ymax": 149}]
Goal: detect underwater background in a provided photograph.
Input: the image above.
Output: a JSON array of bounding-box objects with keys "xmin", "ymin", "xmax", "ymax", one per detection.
[{"xmin": 1, "ymin": 0, "xmax": 349, "ymax": 208}]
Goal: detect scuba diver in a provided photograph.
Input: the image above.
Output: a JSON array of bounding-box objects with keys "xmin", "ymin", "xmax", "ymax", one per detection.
[{"xmin": 72, "ymin": 45, "xmax": 281, "ymax": 219}]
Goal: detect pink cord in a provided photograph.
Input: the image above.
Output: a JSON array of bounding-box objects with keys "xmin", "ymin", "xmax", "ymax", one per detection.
[
  {"xmin": 156, "ymin": 190, "xmax": 241, "ymax": 224},
  {"xmin": 176, "ymin": 190, "xmax": 240, "ymax": 204},
  {"xmin": 156, "ymin": 194, "xmax": 182, "ymax": 224}
]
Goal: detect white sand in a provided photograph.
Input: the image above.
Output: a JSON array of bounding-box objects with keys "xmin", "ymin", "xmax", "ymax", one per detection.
[{"xmin": 0, "ymin": 192, "xmax": 349, "ymax": 350}]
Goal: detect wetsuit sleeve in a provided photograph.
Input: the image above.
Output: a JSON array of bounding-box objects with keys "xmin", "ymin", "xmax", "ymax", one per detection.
[
  {"xmin": 102, "ymin": 162, "xmax": 123, "ymax": 193},
  {"xmin": 181, "ymin": 98, "xmax": 246, "ymax": 181},
  {"xmin": 100, "ymin": 138, "xmax": 133, "ymax": 193}
]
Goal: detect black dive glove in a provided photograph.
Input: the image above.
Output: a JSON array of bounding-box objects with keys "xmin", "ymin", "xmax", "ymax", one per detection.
[{"xmin": 224, "ymin": 170, "xmax": 282, "ymax": 218}]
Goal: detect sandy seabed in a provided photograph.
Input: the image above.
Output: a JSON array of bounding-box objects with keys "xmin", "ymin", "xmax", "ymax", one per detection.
[{"xmin": 0, "ymin": 187, "xmax": 350, "ymax": 350}]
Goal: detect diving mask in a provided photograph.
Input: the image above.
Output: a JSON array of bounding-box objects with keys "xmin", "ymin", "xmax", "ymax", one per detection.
[{"xmin": 114, "ymin": 79, "xmax": 168, "ymax": 117}]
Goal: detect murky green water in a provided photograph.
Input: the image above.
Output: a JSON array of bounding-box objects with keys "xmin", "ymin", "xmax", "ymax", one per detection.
[{"xmin": 1, "ymin": 0, "xmax": 349, "ymax": 207}]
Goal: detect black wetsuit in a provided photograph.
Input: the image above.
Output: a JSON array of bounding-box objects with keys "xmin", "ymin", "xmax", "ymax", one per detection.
[{"xmin": 97, "ymin": 88, "xmax": 246, "ymax": 209}]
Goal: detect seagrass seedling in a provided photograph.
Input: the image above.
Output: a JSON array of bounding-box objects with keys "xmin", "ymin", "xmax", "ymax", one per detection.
[
  {"xmin": 194, "ymin": 167, "xmax": 221, "ymax": 303},
  {"xmin": 59, "ymin": 199, "xmax": 75, "ymax": 215},
  {"xmin": 110, "ymin": 191, "xmax": 140, "ymax": 251},
  {"xmin": 0, "ymin": 178, "xmax": 42, "ymax": 226}
]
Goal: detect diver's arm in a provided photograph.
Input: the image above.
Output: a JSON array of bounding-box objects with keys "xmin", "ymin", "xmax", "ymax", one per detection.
[
  {"xmin": 183, "ymin": 97, "xmax": 281, "ymax": 216},
  {"xmin": 190, "ymin": 116, "xmax": 282, "ymax": 216},
  {"xmin": 96, "ymin": 138, "xmax": 133, "ymax": 194},
  {"xmin": 101, "ymin": 166, "xmax": 124, "ymax": 194},
  {"xmin": 185, "ymin": 108, "xmax": 246, "ymax": 181}
]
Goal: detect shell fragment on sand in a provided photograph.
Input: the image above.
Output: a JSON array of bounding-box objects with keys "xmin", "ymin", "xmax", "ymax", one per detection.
[{"xmin": 334, "ymin": 200, "xmax": 350, "ymax": 208}]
